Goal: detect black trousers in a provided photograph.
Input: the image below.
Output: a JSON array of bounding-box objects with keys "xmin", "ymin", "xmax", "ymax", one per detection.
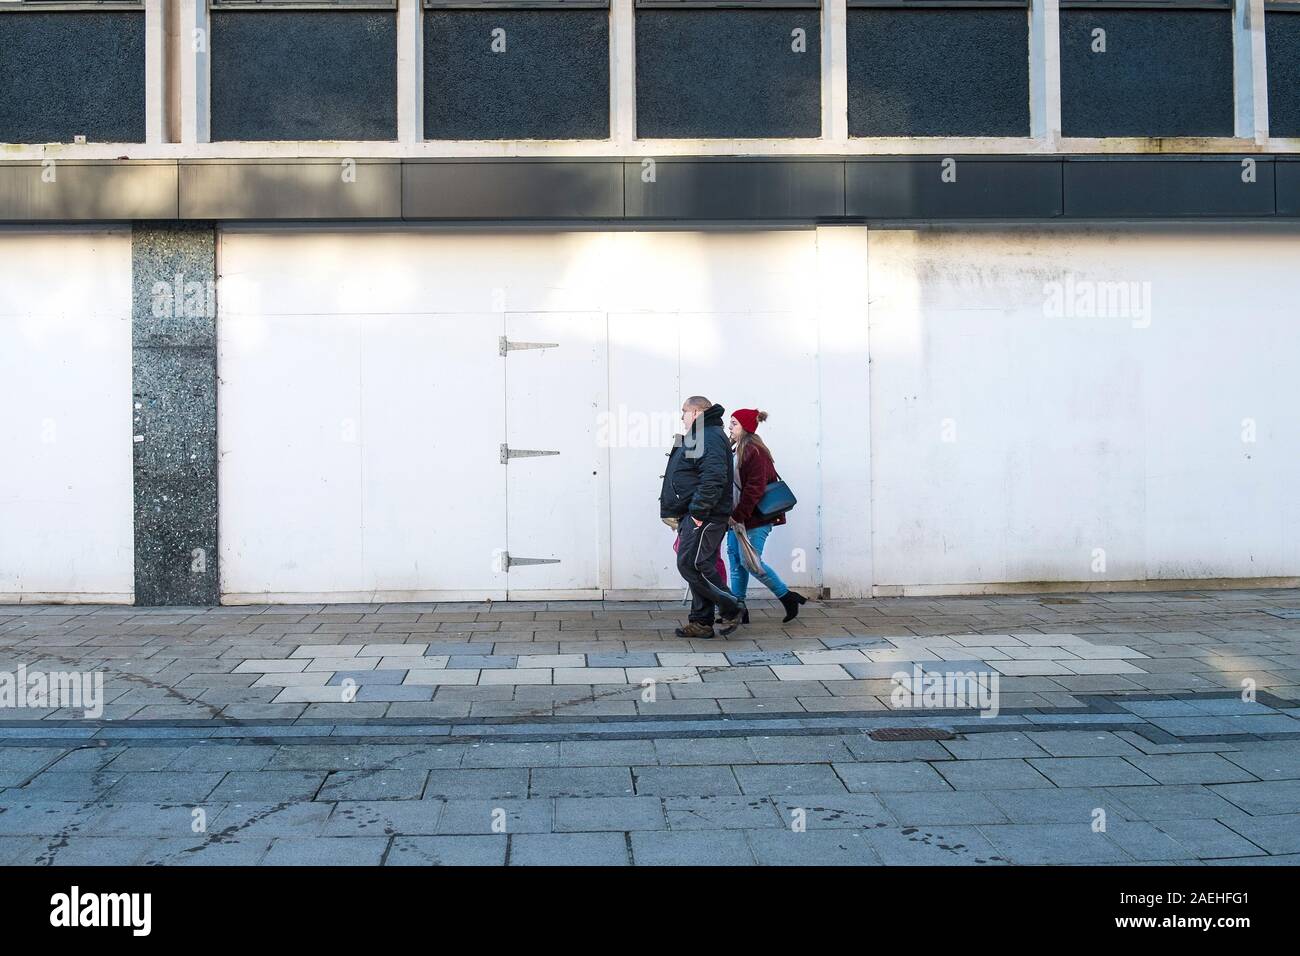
[{"xmin": 676, "ymin": 518, "xmax": 742, "ymax": 625}]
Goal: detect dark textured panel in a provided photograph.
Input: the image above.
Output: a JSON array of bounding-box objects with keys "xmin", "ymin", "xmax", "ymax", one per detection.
[
  {"xmin": 847, "ymin": 9, "xmax": 1030, "ymax": 137},
  {"xmin": 1059, "ymin": 10, "xmax": 1234, "ymax": 137},
  {"xmin": 0, "ymin": 12, "xmax": 145, "ymax": 143},
  {"xmin": 180, "ymin": 161, "xmax": 401, "ymax": 219},
  {"xmin": 624, "ymin": 160, "xmax": 842, "ymax": 218},
  {"xmin": 0, "ymin": 162, "xmax": 177, "ymax": 220},
  {"xmin": 1064, "ymin": 158, "xmax": 1274, "ymax": 217},
  {"xmin": 132, "ymin": 223, "xmax": 219, "ymax": 606},
  {"xmin": 424, "ymin": 11, "xmax": 609, "ymax": 139},
  {"xmin": 1267, "ymin": 12, "xmax": 1300, "ymax": 138},
  {"xmin": 846, "ymin": 159, "xmax": 1060, "ymax": 218},
  {"xmin": 1266, "ymin": 159, "xmax": 1300, "ymax": 216},
  {"xmin": 403, "ymin": 161, "xmax": 622, "ymax": 217},
  {"xmin": 636, "ymin": 10, "xmax": 821, "ymax": 138},
  {"xmin": 210, "ymin": 11, "xmax": 397, "ymax": 141}
]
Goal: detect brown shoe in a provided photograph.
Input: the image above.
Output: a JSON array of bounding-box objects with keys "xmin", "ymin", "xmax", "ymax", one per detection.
[
  {"xmin": 717, "ymin": 613, "xmax": 744, "ymax": 637},
  {"xmin": 674, "ymin": 622, "xmax": 716, "ymax": 639}
]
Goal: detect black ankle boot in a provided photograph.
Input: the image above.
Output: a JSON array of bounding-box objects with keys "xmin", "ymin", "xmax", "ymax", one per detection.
[
  {"xmin": 741, "ymin": 608, "xmax": 750, "ymax": 624},
  {"xmin": 778, "ymin": 591, "xmax": 807, "ymax": 623}
]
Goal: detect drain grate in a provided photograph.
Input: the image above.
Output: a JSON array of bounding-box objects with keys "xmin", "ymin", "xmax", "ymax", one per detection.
[{"xmin": 869, "ymin": 727, "xmax": 956, "ymax": 742}]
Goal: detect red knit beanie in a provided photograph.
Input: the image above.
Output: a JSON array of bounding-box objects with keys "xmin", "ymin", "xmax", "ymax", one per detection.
[{"xmin": 732, "ymin": 408, "xmax": 761, "ymax": 434}]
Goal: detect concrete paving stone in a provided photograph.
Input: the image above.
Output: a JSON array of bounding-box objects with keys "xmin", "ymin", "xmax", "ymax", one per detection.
[
  {"xmin": 865, "ymin": 825, "xmax": 1007, "ymax": 865},
  {"xmin": 234, "ymin": 659, "xmax": 308, "ymax": 673},
  {"xmin": 386, "ymin": 835, "xmax": 507, "ymax": 866},
  {"xmin": 1217, "ymin": 813, "xmax": 1300, "ymax": 855},
  {"xmin": 941, "ymin": 733, "xmax": 1050, "ymax": 760},
  {"xmin": 404, "ymin": 669, "xmax": 481, "ymax": 686},
  {"xmin": 1027, "ymin": 757, "xmax": 1157, "ymax": 788},
  {"xmin": 208, "ymin": 771, "xmax": 326, "ymax": 803},
  {"xmin": 516, "ymin": 655, "xmax": 586, "ymax": 669},
  {"xmin": 447, "ymin": 655, "xmax": 517, "ymax": 669},
  {"xmin": 358, "ymin": 644, "xmax": 428, "ymax": 657},
  {"xmin": 978, "ymin": 823, "xmax": 1129, "ymax": 864},
  {"xmin": 1125, "ymin": 753, "xmax": 1260, "ymax": 786},
  {"xmin": 877, "ymin": 791, "xmax": 1010, "ymax": 826},
  {"xmin": 290, "ymin": 646, "xmax": 360, "ymax": 658},
  {"xmin": 746, "ymin": 828, "xmax": 881, "ymax": 865},
  {"xmin": 352, "ymin": 686, "xmax": 434, "ymax": 702},
  {"xmin": 1187, "ymin": 698, "xmax": 1282, "ymax": 716},
  {"xmin": 989, "ymin": 662, "xmax": 1076, "ymax": 677},
  {"xmin": 263, "ymin": 837, "xmax": 389, "ymax": 866},
  {"xmin": 0, "ymin": 801, "xmax": 108, "ymax": 835},
  {"xmin": 933, "ymin": 758, "xmax": 1055, "ymax": 791},
  {"xmin": 771, "ymin": 664, "xmax": 853, "ymax": 682},
  {"xmin": 795, "ymin": 650, "xmax": 870, "ymax": 665},
  {"xmin": 585, "ymin": 653, "xmax": 661, "ymax": 668},
  {"xmin": 626, "ymin": 667, "xmax": 701, "ymax": 685},
  {"xmin": 318, "ymin": 770, "xmax": 429, "ymax": 801},
  {"xmin": 422, "ymin": 769, "xmax": 529, "ymax": 800},
  {"xmin": 220, "ymin": 704, "xmax": 308, "ymax": 720},
  {"xmin": 1104, "ymin": 784, "xmax": 1247, "ymax": 821},
  {"xmin": 101, "ymin": 747, "xmax": 182, "ymax": 772},
  {"xmin": 105, "ymin": 772, "xmax": 225, "ymax": 802},
  {"xmin": 553, "ymin": 796, "xmax": 666, "ymax": 832},
  {"xmin": 744, "ymin": 735, "xmax": 855, "ymax": 764},
  {"xmin": 1220, "ymin": 746, "xmax": 1300, "ymax": 781},
  {"xmin": 552, "ymin": 668, "xmax": 627, "ymax": 685},
  {"xmin": 530, "ymin": 767, "xmax": 634, "ymax": 799},
  {"xmin": 746, "ymin": 679, "xmax": 829, "ymax": 698},
  {"xmin": 509, "ymin": 832, "xmax": 629, "ymax": 866},
  {"xmin": 462, "ymin": 742, "xmax": 560, "ymax": 769},
  {"xmin": 653, "ymin": 737, "xmax": 757, "ymax": 766},
  {"xmin": 668, "ymin": 681, "xmax": 753, "ymax": 699},
  {"xmin": 1209, "ymin": 779, "xmax": 1300, "ymax": 816},
  {"xmin": 833, "ymin": 761, "xmax": 952, "ymax": 793},
  {"xmin": 724, "ymin": 651, "xmax": 803, "ymax": 667},
  {"xmin": 11, "ymin": 771, "xmax": 123, "ymax": 801},
  {"xmin": 634, "ymin": 766, "xmax": 741, "ymax": 797},
  {"xmin": 1062, "ymin": 660, "xmax": 1148, "ymax": 675},
  {"xmin": 321, "ymin": 800, "xmax": 444, "ymax": 836},
  {"xmin": 1220, "ymin": 714, "xmax": 1300, "ymax": 734},
  {"xmin": 769, "ymin": 793, "xmax": 893, "ymax": 829},
  {"xmin": 479, "ymin": 669, "xmax": 552, "ymax": 686},
  {"xmin": 1150, "ymin": 818, "xmax": 1269, "ymax": 860},
  {"xmin": 0, "ymin": 748, "xmax": 68, "ymax": 774},
  {"xmin": 427, "ymin": 643, "xmax": 494, "ymax": 656},
  {"xmin": 435, "ymin": 799, "xmax": 553, "ymax": 835},
  {"xmin": 272, "ymin": 686, "xmax": 356, "ymax": 704},
  {"xmin": 1025, "ymin": 731, "xmax": 1146, "ymax": 758},
  {"xmin": 841, "ymin": 737, "xmax": 953, "ymax": 763},
  {"xmin": 138, "ymin": 836, "xmax": 273, "ymax": 866},
  {"xmin": 12, "ymin": 837, "xmax": 158, "ymax": 866},
  {"xmin": 557, "ymin": 740, "xmax": 657, "ymax": 767},
  {"xmin": 982, "ymin": 787, "xmax": 1128, "ymax": 825},
  {"xmin": 734, "ymin": 763, "xmax": 848, "ymax": 796},
  {"xmin": 630, "ymin": 830, "xmax": 755, "ymax": 865},
  {"xmin": 327, "ymin": 669, "xmax": 408, "ymax": 685}
]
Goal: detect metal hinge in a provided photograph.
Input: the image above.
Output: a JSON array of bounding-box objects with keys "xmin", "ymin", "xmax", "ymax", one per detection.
[
  {"xmin": 499, "ymin": 552, "xmax": 561, "ymax": 570},
  {"xmin": 499, "ymin": 336, "xmax": 559, "ymax": 357},
  {"xmin": 500, "ymin": 444, "xmax": 560, "ymax": 465}
]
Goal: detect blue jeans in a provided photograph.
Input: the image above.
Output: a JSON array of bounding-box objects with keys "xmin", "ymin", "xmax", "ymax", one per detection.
[{"xmin": 726, "ymin": 523, "xmax": 789, "ymax": 600}]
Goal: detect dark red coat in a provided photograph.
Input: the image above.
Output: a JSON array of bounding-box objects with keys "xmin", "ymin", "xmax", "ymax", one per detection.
[{"xmin": 731, "ymin": 442, "xmax": 786, "ymax": 530}]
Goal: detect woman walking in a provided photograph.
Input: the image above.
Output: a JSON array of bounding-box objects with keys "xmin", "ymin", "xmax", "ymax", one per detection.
[{"xmin": 726, "ymin": 408, "xmax": 807, "ymax": 623}]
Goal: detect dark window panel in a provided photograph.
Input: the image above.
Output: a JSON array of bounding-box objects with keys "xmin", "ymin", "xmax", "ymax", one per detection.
[
  {"xmin": 1267, "ymin": 11, "xmax": 1300, "ymax": 137},
  {"xmin": 424, "ymin": 11, "xmax": 609, "ymax": 140},
  {"xmin": 1059, "ymin": 9, "xmax": 1234, "ymax": 138},
  {"xmin": 210, "ymin": 11, "xmax": 397, "ymax": 142},
  {"xmin": 847, "ymin": 8, "xmax": 1030, "ymax": 137},
  {"xmin": 0, "ymin": 12, "xmax": 145, "ymax": 144},
  {"xmin": 636, "ymin": 10, "xmax": 822, "ymax": 139}
]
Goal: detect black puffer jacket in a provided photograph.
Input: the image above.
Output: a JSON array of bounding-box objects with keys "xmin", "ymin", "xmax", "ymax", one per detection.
[{"xmin": 659, "ymin": 404, "xmax": 734, "ymax": 523}]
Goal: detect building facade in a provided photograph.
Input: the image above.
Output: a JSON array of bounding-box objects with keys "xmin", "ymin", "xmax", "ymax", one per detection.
[{"xmin": 2, "ymin": 0, "xmax": 1299, "ymax": 604}]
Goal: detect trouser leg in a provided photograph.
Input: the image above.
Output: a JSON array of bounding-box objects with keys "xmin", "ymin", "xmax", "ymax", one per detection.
[{"xmin": 678, "ymin": 520, "xmax": 740, "ymax": 622}]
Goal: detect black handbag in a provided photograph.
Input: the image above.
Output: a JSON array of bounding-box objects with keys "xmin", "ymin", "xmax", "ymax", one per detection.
[{"xmin": 754, "ymin": 475, "xmax": 797, "ymax": 520}]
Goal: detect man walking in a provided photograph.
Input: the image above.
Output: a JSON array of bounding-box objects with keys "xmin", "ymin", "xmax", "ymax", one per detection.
[{"xmin": 661, "ymin": 396, "xmax": 744, "ymax": 638}]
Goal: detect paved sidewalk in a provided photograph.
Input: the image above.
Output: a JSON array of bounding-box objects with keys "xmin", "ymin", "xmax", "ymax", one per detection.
[{"xmin": 0, "ymin": 590, "xmax": 1297, "ymax": 864}]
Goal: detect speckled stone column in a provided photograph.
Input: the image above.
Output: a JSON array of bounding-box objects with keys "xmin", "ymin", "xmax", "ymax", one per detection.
[{"xmin": 131, "ymin": 222, "xmax": 219, "ymax": 606}]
